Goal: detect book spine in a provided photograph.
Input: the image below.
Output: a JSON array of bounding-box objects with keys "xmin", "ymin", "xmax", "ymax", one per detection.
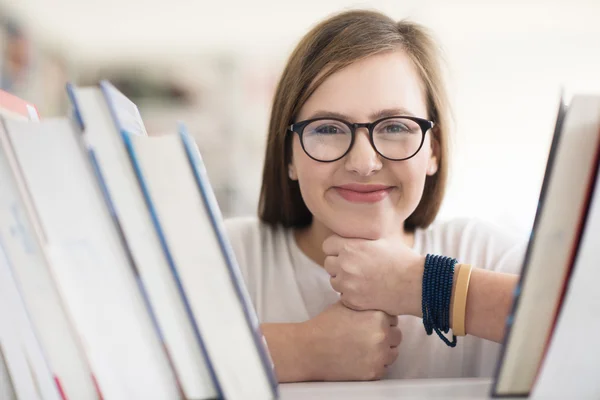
[
  {"xmin": 121, "ymin": 131, "xmax": 223, "ymax": 399},
  {"xmin": 68, "ymin": 88, "xmax": 184, "ymax": 397},
  {"xmin": 178, "ymin": 126, "xmax": 279, "ymax": 395}
]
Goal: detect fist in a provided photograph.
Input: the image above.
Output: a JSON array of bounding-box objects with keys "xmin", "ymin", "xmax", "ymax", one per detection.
[
  {"xmin": 304, "ymin": 301, "xmax": 402, "ymax": 381},
  {"xmin": 322, "ymin": 234, "xmax": 425, "ymax": 316}
]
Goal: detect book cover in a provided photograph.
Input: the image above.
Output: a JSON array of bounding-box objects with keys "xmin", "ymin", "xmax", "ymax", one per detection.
[
  {"xmin": 492, "ymin": 93, "xmax": 600, "ymax": 396},
  {"xmin": 179, "ymin": 125, "xmax": 279, "ymax": 395}
]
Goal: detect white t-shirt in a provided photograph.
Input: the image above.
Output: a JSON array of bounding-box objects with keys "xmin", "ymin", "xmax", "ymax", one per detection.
[{"xmin": 224, "ymin": 216, "xmax": 526, "ymax": 379}]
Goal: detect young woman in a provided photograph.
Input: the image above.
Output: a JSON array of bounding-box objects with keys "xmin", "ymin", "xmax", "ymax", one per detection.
[{"xmin": 225, "ymin": 9, "xmax": 525, "ymax": 382}]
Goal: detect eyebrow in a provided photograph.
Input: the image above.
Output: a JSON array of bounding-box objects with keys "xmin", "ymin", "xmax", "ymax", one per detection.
[{"xmin": 307, "ymin": 108, "xmax": 419, "ymax": 121}]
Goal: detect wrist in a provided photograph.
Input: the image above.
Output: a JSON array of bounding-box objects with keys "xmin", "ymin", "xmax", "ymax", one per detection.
[
  {"xmin": 261, "ymin": 322, "xmax": 315, "ymax": 382},
  {"xmin": 449, "ymin": 265, "xmax": 460, "ymax": 325},
  {"xmin": 295, "ymin": 320, "xmax": 321, "ymax": 381},
  {"xmin": 407, "ymin": 254, "xmax": 426, "ymax": 317}
]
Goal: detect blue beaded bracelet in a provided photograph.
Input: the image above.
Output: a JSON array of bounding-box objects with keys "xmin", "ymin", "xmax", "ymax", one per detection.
[{"xmin": 422, "ymin": 254, "xmax": 457, "ymax": 347}]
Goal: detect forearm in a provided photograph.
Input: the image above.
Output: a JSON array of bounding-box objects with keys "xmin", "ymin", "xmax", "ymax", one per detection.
[
  {"xmin": 261, "ymin": 323, "xmax": 314, "ymax": 383},
  {"xmin": 457, "ymin": 268, "xmax": 519, "ymax": 343},
  {"xmin": 409, "ymin": 259, "xmax": 519, "ymax": 343}
]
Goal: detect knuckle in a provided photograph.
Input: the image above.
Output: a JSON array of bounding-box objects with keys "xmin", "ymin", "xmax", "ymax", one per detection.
[
  {"xmin": 330, "ymin": 277, "xmax": 340, "ymax": 293},
  {"xmin": 366, "ymin": 365, "xmax": 385, "ymax": 381},
  {"xmin": 389, "ymin": 347, "xmax": 400, "ymax": 363},
  {"xmin": 345, "ymin": 280, "xmax": 357, "ymax": 294},
  {"xmin": 372, "ymin": 310, "xmax": 387, "ymax": 324},
  {"xmin": 354, "ymin": 240, "xmax": 367, "ymax": 252},
  {"xmin": 393, "ymin": 328, "xmax": 403, "ymax": 347},
  {"xmin": 337, "ymin": 254, "xmax": 349, "ymax": 270},
  {"xmin": 342, "ymin": 242, "xmax": 354, "ymax": 254},
  {"xmin": 371, "ymin": 330, "xmax": 387, "ymax": 345}
]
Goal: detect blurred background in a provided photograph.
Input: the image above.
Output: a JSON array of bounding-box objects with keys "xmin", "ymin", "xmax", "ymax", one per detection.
[{"xmin": 0, "ymin": 0, "xmax": 598, "ymax": 238}]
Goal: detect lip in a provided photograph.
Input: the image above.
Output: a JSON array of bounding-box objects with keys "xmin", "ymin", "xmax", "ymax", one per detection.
[{"xmin": 333, "ymin": 183, "xmax": 394, "ymax": 203}]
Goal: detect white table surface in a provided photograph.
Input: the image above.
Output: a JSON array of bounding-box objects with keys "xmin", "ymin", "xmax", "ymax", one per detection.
[{"xmin": 279, "ymin": 377, "xmax": 493, "ymax": 399}]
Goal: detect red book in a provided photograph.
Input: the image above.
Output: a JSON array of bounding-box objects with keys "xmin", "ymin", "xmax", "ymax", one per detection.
[{"xmin": 0, "ymin": 89, "xmax": 40, "ymax": 120}]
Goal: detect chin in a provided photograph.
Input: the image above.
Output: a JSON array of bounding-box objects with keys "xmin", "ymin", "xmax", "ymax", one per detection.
[{"xmin": 325, "ymin": 212, "xmax": 389, "ymax": 240}]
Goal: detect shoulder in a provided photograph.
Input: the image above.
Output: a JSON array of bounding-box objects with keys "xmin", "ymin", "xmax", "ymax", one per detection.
[
  {"xmin": 224, "ymin": 215, "xmax": 290, "ymax": 267},
  {"xmin": 224, "ymin": 215, "xmax": 265, "ymax": 245},
  {"xmin": 223, "ymin": 216, "xmax": 297, "ymax": 314},
  {"xmin": 418, "ymin": 218, "xmax": 527, "ymax": 274},
  {"xmin": 224, "ymin": 215, "xmax": 287, "ymax": 246}
]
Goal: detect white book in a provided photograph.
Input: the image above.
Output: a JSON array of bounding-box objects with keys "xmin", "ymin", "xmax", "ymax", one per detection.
[
  {"xmin": 532, "ymin": 162, "xmax": 600, "ymax": 399},
  {"xmin": 0, "ymin": 245, "xmax": 41, "ymax": 400},
  {"xmin": 124, "ymin": 128, "xmax": 278, "ymax": 400},
  {"xmin": 3, "ymin": 117, "xmax": 180, "ymax": 400},
  {"xmin": 0, "ymin": 121, "xmax": 98, "ymax": 400},
  {"xmin": 66, "ymin": 81, "xmax": 218, "ymax": 400},
  {"xmin": 492, "ymin": 95, "xmax": 600, "ymax": 396},
  {"xmin": 0, "ymin": 343, "xmax": 17, "ymax": 400},
  {"xmin": 0, "ymin": 243, "xmax": 62, "ymax": 400}
]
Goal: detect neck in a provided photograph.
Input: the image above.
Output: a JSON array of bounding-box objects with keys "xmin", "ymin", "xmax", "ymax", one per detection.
[{"xmin": 294, "ymin": 220, "xmax": 415, "ymax": 267}]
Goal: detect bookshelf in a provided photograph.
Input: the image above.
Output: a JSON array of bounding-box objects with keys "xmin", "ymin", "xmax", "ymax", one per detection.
[{"xmin": 279, "ymin": 378, "xmax": 492, "ymax": 399}]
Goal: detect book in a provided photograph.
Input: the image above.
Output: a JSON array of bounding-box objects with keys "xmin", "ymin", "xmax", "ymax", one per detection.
[
  {"xmin": 0, "ymin": 89, "xmax": 40, "ymax": 121},
  {"xmin": 3, "ymin": 117, "xmax": 181, "ymax": 399},
  {"xmin": 0, "ymin": 119, "xmax": 98, "ymax": 400},
  {"xmin": 66, "ymin": 80, "xmax": 219, "ymax": 400},
  {"xmin": 0, "ymin": 244, "xmax": 47, "ymax": 400},
  {"xmin": 492, "ymin": 94, "xmax": 600, "ymax": 396},
  {"xmin": 0, "ymin": 340, "xmax": 18, "ymax": 400},
  {"xmin": 123, "ymin": 126, "xmax": 278, "ymax": 399},
  {"xmin": 531, "ymin": 151, "xmax": 600, "ymax": 398}
]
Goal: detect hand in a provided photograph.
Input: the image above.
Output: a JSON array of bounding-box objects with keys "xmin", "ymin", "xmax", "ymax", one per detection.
[
  {"xmin": 301, "ymin": 301, "xmax": 402, "ymax": 381},
  {"xmin": 322, "ymin": 234, "xmax": 425, "ymax": 316}
]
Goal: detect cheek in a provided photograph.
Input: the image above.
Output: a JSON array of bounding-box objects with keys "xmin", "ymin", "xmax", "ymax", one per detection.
[
  {"xmin": 292, "ymin": 141, "xmax": 333, "ymax": 205},
  {"xmin": 390, "ymin": 153, "xmax": 430, "ymax": 198}
]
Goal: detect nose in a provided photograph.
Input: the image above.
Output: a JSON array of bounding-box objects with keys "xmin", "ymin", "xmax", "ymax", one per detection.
[{"xmin": 344, "ymin": 128, "xmax": 382, "ymax": 176}]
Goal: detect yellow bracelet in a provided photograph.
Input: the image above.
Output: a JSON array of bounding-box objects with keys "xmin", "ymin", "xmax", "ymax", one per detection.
[{"xmin": 452, "ymin": 264, "xmax": 473, "ymax": 336}]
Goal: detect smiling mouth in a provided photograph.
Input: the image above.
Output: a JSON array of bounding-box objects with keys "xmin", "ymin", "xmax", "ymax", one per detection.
[{"xmin": 333, "ymin": 184, "xmax": 394, "ymax": 203}]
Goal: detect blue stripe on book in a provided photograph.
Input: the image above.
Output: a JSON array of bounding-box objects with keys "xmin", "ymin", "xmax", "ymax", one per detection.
[
  {"xmin": 65, "ymin": 83, "xmax": 85, "ymax": 132},
  {"xmin": 121, "ymin": 132, "xmax": 223, "ymax": 399},
  {"xmin": 178, "ymin": 125, "xmax": 279, "ymax": 396}
]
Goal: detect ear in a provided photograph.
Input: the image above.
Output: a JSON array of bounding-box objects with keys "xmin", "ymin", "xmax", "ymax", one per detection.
[
  {"xmin": 426, "ymin": 132, "xmax": 440, "ymax": 177},
  {"xmin": 287, "ymin": 129, "xmax": 299, "ymax": 180},
  {"xmin": 288, "ymin": 163, "xmax": 298, "ymax": 180}
]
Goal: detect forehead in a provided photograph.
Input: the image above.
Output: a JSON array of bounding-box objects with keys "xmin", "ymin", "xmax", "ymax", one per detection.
[{"xmin": 298, "ymin": 50, "xmax": 428, "ymax": 121}]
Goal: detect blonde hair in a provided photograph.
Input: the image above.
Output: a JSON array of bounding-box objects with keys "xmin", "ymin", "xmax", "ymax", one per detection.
[{"xmin": 258, "ymin": 9, "xmax": 451, "ymax": 231}]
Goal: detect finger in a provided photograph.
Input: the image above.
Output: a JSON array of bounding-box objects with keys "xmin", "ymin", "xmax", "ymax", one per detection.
[
  {"xmin": 330, "ymin": 275, "xmax": 343, "ymax": 293},
  {"xmin": 340, "ymin": 295, "xmax": 364, "ymax": 311},
  {"xmin": 383, "ymin": 313, "xmax": 397, "ymax": 327},
  {"xmin": 389, "ymin": 326, "xmax": 403, "ymax": 348},
  {"xmin": 384, "ymin": 346, "xmax": 400, "ymax": 367},
  {"xmin": 323, "ymin": 255, "xmax": 339, "ymax": 277},
  {"xmin": 322, "ymin": 234, "xmax": 343, "ymax": 256}
]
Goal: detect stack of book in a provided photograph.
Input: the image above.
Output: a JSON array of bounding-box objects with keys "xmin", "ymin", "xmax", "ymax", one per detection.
[{"xmin": 0, "ymin": 81, "xmax": 278, "ymax": 400}]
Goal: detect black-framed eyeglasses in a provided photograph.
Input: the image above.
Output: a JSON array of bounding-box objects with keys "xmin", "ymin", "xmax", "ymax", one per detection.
[{"xmin": 288, "ymin": 116, "xmax": 434, "ymax": 162}]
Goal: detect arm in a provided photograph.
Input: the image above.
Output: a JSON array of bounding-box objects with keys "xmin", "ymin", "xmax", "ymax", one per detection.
[
  {"xmin": 403, "ymin": 258, "xmax": 518, "ymax": 343},
  {"xmin": 261, "ymin": 323, "xmax": 313, "ymax": 383},
  {"xmin": 323, "ymin": 235, "xmax": 520, "ymax": 344},
  {"xmin": 261, "ymin": 302, "xmax": 403, "ymax": 382},
  {"xmin": 454, "ymin": 267, "xmax": 519, "ymax": 343}
]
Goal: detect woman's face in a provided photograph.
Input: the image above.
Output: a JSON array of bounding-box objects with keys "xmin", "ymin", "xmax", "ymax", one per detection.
[{"xmin": 290, "ymin": 50, "xmax": 439, "ymax": 240}]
